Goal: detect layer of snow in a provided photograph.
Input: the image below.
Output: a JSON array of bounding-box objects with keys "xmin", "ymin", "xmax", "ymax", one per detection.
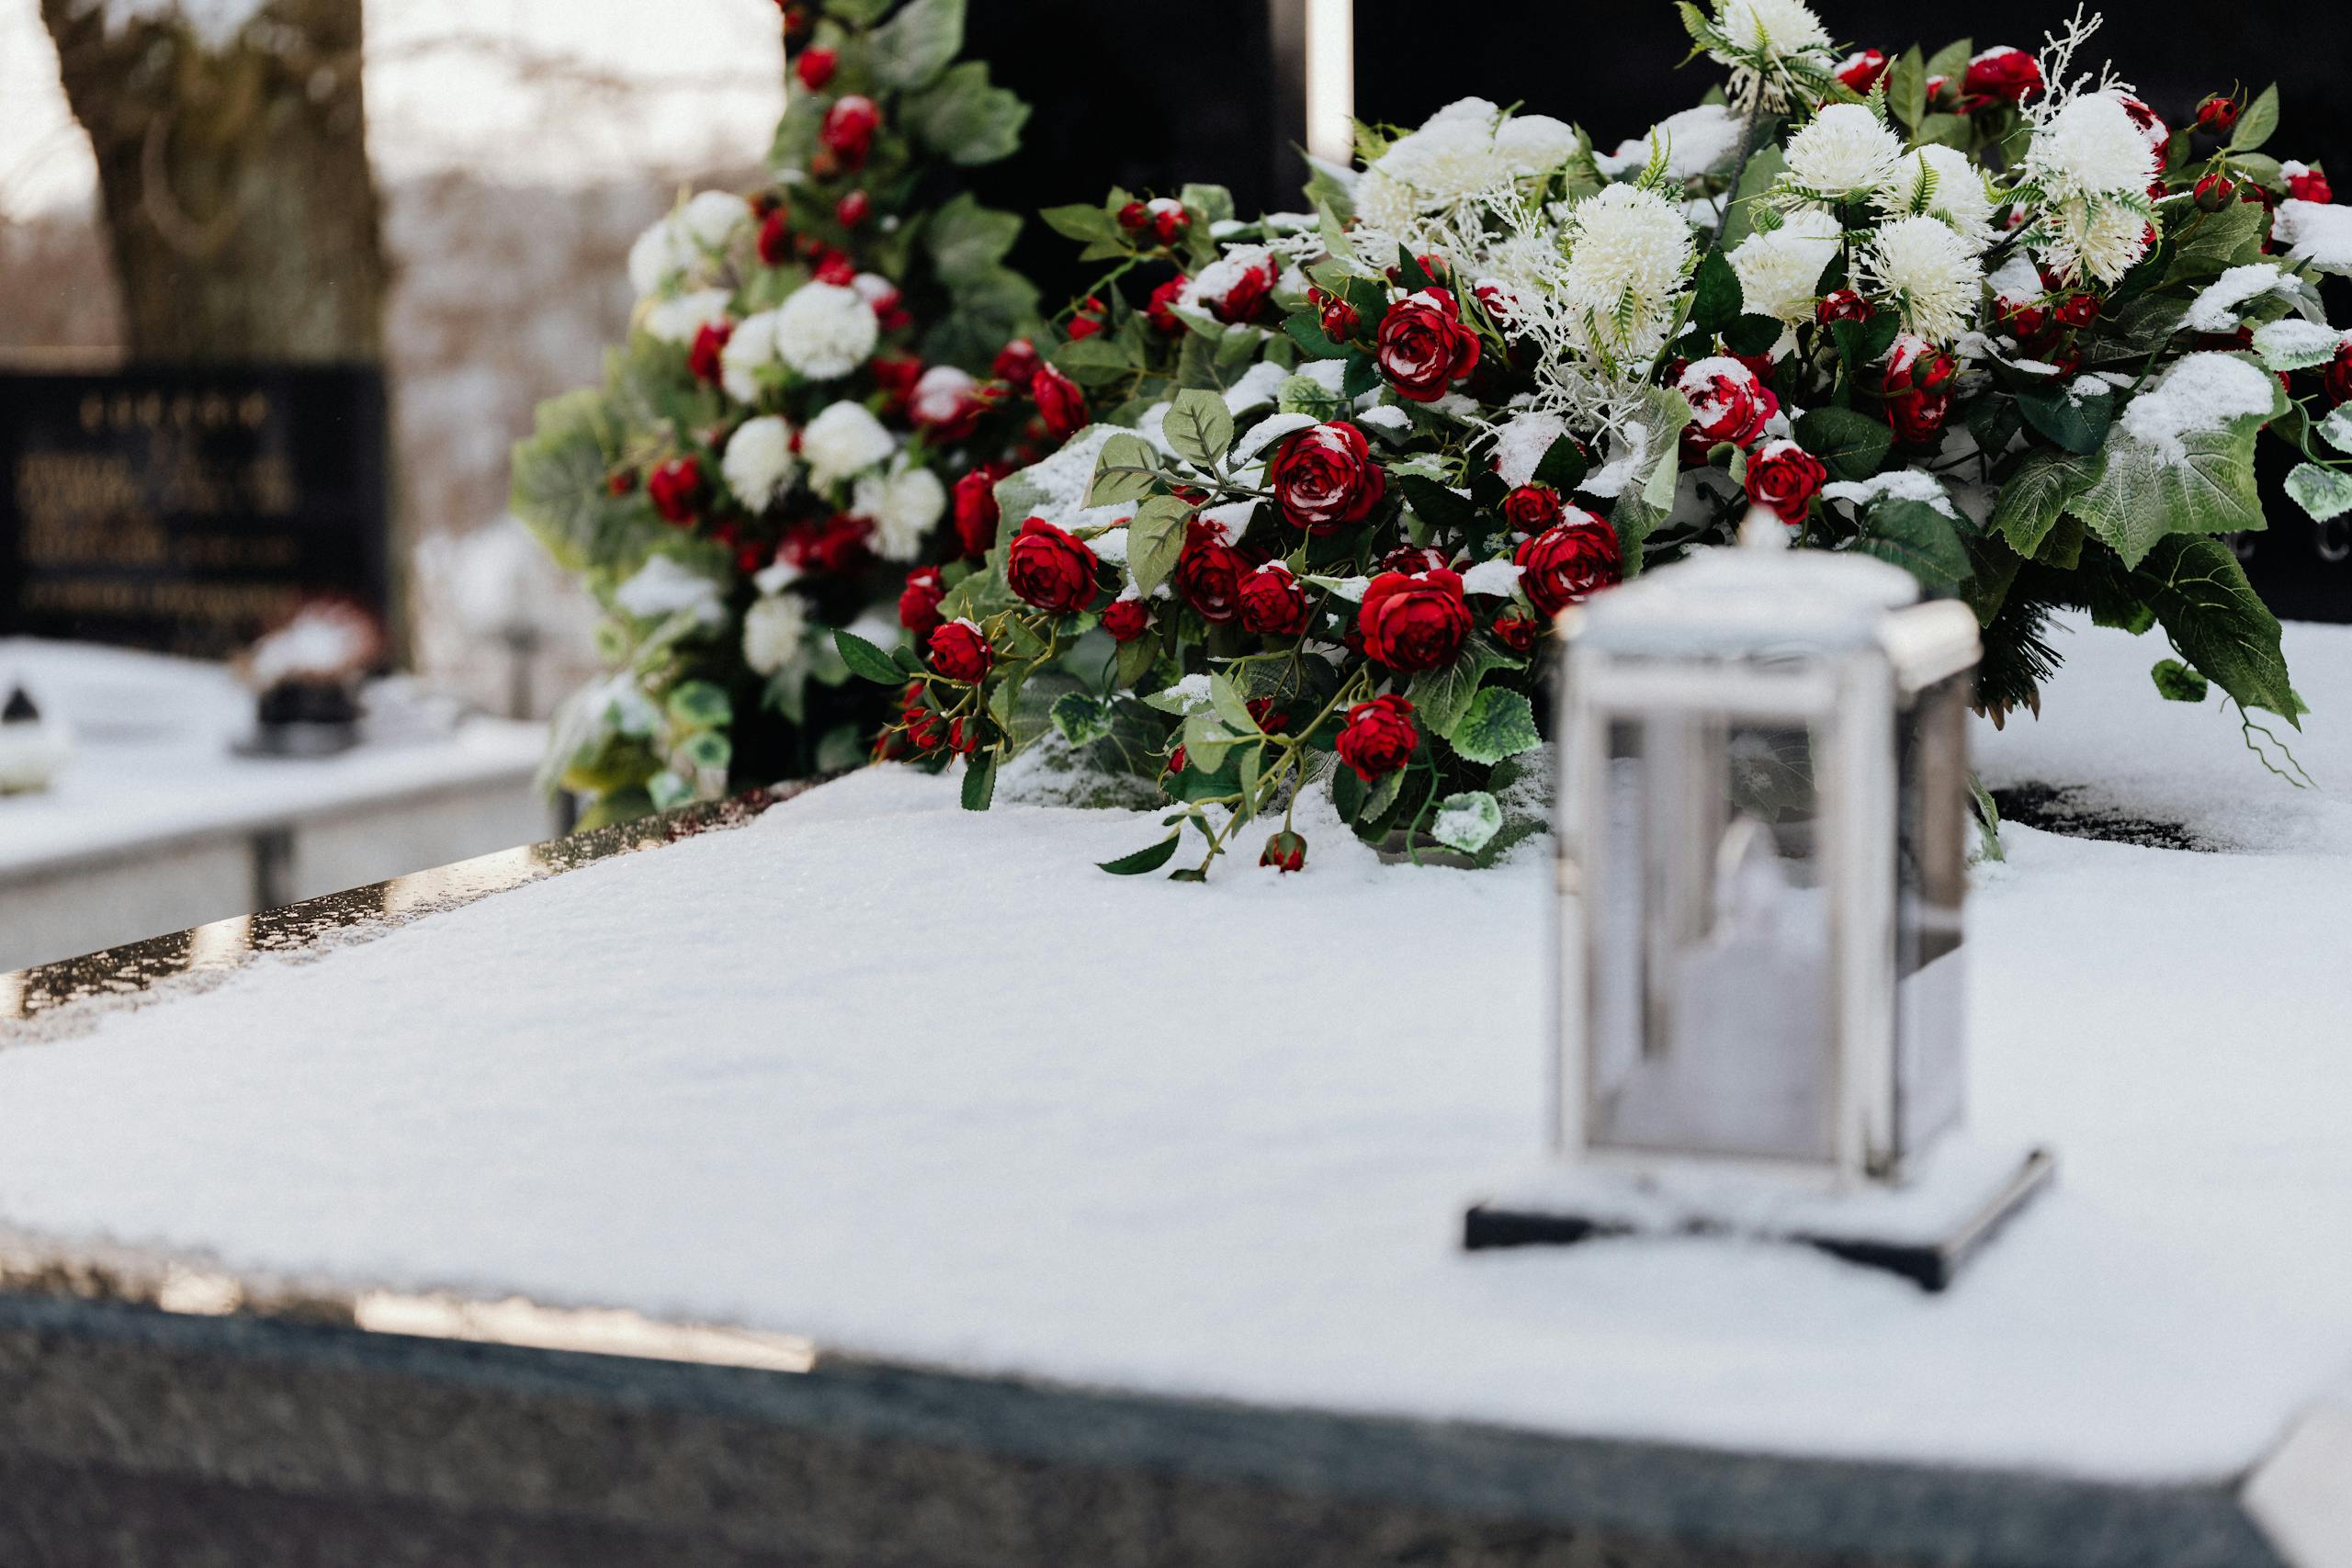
[
  {"xmin": 2274, "ymin": 198, "xmax": 2352, "ymax": 276},
  {"xmin": 2118, "ymin": 352, "xmax": 2278, "ymax": 464},
  {"xmin": 3, "ymin": 663, "xmax": 2351, "ymax": 1483},
  {"xmin": 1820, "ymin": 469, "xmax": 1957, "ymax": 516},
  {"xmin": 2183, "ymin": 263, "xmax": 2291, "ymax": 333}
]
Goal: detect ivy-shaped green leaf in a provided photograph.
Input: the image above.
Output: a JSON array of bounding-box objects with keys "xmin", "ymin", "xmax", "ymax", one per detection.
[
  {"xmin": 2068, "ymin": 392, "xmax": 2275, "ymax": 568},
  {"xmin": 1430, "ymin": 791, "xmax": 1503, "ymax": 854},
  {"xmin": 1051, "ymin": 691, "xmax": 1113, "ymax": 746},
  {"xmin": 1450, "ymin": 687, "xmax": 1542, "ymax": 765},
  {"xmin": 2015, "ymin": 382, "xmax": 2113, "ymax": 456},
  {"xmin": 2149, "ymin": 659, "xmax": 2211, "ymax": 704},
  {"xmin": 1851, "ymin": 497, "xmax": 1973, "ymax": 596},
  {"xmin": 867, "ymin": 0, "xmax": 965, "ymax": 90},
  {"xmin": 2285, "ymin": 462, "xmax": 2352, "ymax": 523},
  {"xmin": 1794, "ymin": 406, "xmax": 1893, "ymax": 483},
  {"xmin": 902, "ymin": 60, "xmax": 1027, "ymax": 166},
  {"xmin": 2132, "ymin": 536, "xmax": 2296, "ymax": 721},
  {"xmin": 1992, "ymin": 445, "xmax": 2106, "ymax": 557},
  {"xmin": 1406, "ymin": 630, "xmax": 1521, "ymax": 742}
]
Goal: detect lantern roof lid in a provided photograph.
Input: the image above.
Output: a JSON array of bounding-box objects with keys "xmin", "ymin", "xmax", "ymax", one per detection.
[{"xmin": 1567, "ymin": 546, "xmax": 1921, "ymax": 660}]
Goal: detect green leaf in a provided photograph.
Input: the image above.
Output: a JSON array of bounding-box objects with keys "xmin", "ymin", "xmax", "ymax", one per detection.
[
  {"xmin": 664, "ymin": 680, "xmax": 731, "ymax": 730},
  {"xmin": 1532, "ymin": 434, "xmax": 1590, "ymax": 493},
  {"xmin": 1128, "ymin": 494, "xmax": 1190, "ymax": 595},
  {"xmin": 2132, "ymin": 536, "xmax": 2295, "ymax": 721},
  {"xmin": 2014, "ymin": 382, "xmax": 2114, "ymax": 456},
  {"xmin": 1721, "ymin": 312, "xmax": 1783, "ymax": 356},
  {"xmin": 834, "ymin": 628, "xmax": 905, "ymax": 685},
  {"xmin": 1089, "ymin": 433, "xmax": 1159, "ymax": 505},
  {"xmin": 2286, "ymin": 462, "xmax": 2352, "ymax": 523},
  {"xmin": 1331, "ymin": 761, "xmax": 1366, "ymax": 824},
  {"xmin": 1851, "ymin": 497, "xmax": 1973, "ymax": 596},
  {"xmin": 1915, "ymin": 112, "xmax": 1973, "ymax": 152},
  {"xmin": 1178, "ymin": 183, "xmax": 1236, "ymax": 226},
  {"xmin": 960, "ymin": 750, "xmax": 998, "ymax": 810},
  {"xmin": 1397, "ymin": 472, "xmax": 1473, "ymax": 533},
  {"xmin": 2150, "ymin": 658, "xmax": 2211, "ymax": 704},
  {"xmin": 902, "ymin": 60, "xmax": 1028, "ymax": 165},
  {"xmin": 1208, "ymin": 671, "xmax": 1259, "ymax": 732},
  {"xmin": 1163, "ymin": 388, "xmax": 1233, "ymax": 468},
  {"xmin": 925, "ymin": 193, "xmax": 1022, "ymax": 287},
  {"xmin": 867, "ymin": 0, "xmax": 964, "ymax": 89},
  {"xmin": 647, "ymin": 771, "xmax": 693, "ymax": 811},
  {"xmin": 1993, "ymin": 446, "xmax": 2106, "ymax": 556},
  {"xmin": 1430, "ymin": 791, "xmax": 1503, "ymax": 854},
  {"xmin": 679, "ymin": 730, "xmax": 731, "ymax": 773},
  {"xmin": 1052, "ymin": 691, "xmax": 1114, "ymax": 746},
  {"xmin": 2165, "ymin": 201, "xmax": 2268, "ymax": 285},
  {"xmin": 1451, "ymin": 687, "xmax": 1542, "ymax": 765},
  {"xmin": 2069, "ymin": 384, "xmax": 2278, "ymax": 568},
  {"xmin": 1181, "ymin": 710, "xmax": 1238, "ymax": 773},
  {"xmin": 1690, "ymin": 248, "xmax": 1742, "ymax": 334},
  {"xmin": 1405, "ymin": 631, "xmax": 1521, "ymax": 742},
  {"xmin": 2319, "ymin": 405, "xmax": 2352, "ymax": 456},
  {"xmin": 1039, "ymin": 203, "xmax": 1118, "ymax": 243},
  {"xmin": 1099, "ymin": 832, "xmax": 1182, "ymax": 875},
  {"xmin": 2253, "ymin": 320, "xmax": 2343, "ymax": 372},
  {"xmin": 1283, "ymin": 311, "xmax": 1352, "ymax": 360},
  {"xmin": 1887, "ymin": 45, "xmax": 1927, "ymax": 132},
  {"xmin": 1794, "ymin": 406, "xmax": 1893, "ymax": 483},
  {"xmin": 2228, "ymin": 84, "xmax": 2280, "ymax": 154},
  {"xmin": 1719, "ymin": 144, "xmax": 1785, "ymax": 253},
  {"xmin": 1923, "ymin": 37, "xmax": 1972, "ymax": 88}
]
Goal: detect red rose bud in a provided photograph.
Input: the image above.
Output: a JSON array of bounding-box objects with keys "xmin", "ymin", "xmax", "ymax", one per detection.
[
  {"xmin": 1165, "ymin": 745, "xmax": 1188, "ymax": 774},
  {"xmin": 1962, "ymin": 47, "xmax": 2042, "ymax": 107},
  {"xmin": 2195, "ymin": 95, "xmax": 2241, "ymax": 135},
  {"xmin": 1358, "ymin": 568, "xmax": 1472, "ymax": 671},
  {"xmin": 991, "ymin": 338, "xmax": 1040, "ymax": 389},
  {"xmin": 1173, "ymin": 518, "xmax": 1250, "ymax": 623},
  {"xmin": 1514, "ymin": 510, "xmax": 1623, "ymax": 617},
  {"xmin": 1744, "ymin": 440, "xmax": 1828, "ymax": 523},
  {"xmin": 835, "ymin": 189, "xmax": 870, "ymax": 228},
  {"xmin": 2289, "ymin": 165, "xmax": 2335, "ymax": 205},
  {"xmin": 1030, "ymin": 363, "xmax": 1088, "ymax": 441},
  {"xmin": 1237, "ymin": 562, "xmax": 1312, "ymax": 637},
  {"xmin": 869, "ymin": 352, "xmax": 922, "ymax": 416},
  {"xmin": 606, "ymin": 468, "xmax": 637, "ymax": 496},
  {"xmin": 1377, "ymin": 287, "xmax": 1481, "ymax": 402},
  {"xmin": 1379, "ymin": 545, "xmax": 1448, "ymax": 576},
  {"xmin": 777, "ymin": 1, "xmax": 811, "ymax": 41},
  {"xmin": 2054, "ymin": 293, "xmax": 2099, "ymax": 330},
  {"xmin": 1203, "ymin": 253, "xmax": 1278, "ymax": 326},
  {"xmin": 2195, "ymin": 173, "xmax": 2236, "ymax": 212},
  {"xmin": 2000, "ymin": 299, "xmax": 2050, "ymax": 340},
  {"xmin": 1836, "ymin": 49, "xmax": 1889, "ymax": 95},
  {"xmin": 1149, "ymin": 199, "xmax": 1189, "ymax": 246},
  {"xmin": 1925, "ymin": 73, "xmax": 1952, "ymax": 106},
  {"xmin": 1473, "ymin": 280, "xmax": 1519, "ymax": 331},
  {"xmin": 1501, "ymin": 484, "xmax": 1566, "ymax": 534},
  {"xmin": 1311, "ymin": 286, "xmax": 1362, "ymax": 342},
  {"xmin": 1270, "ymin": 422, "xmax": 1385, "ymax": 535},
  {"xmin": 1005, "ymin": 517, "xmax": 1100, "ymax": 614},
  {"xmin": 820, "ymin": 96, "xmax": 880, "ymax": 171},
  {"xmin": 648, "ymin": 457, "xmax": 704, "ymax": 525},
  {"xmin": 793, "ymin": 48, "xmax": 836, "ymax": 91},
  {"xmin": 1247, "ymin": 696, "xmax": 1291, "ymax": 733},
  {"xmin": 1334, "ymin": 694, "xmax": 1419, "ymax": 783},
  {"xmin": 1492, "ymin": 612, "xmax": 1540, "ymax": 655},
  {"xmin": 927, "ymin": 618, "xmax": 992, "ymax": 682},
  {"xmin": 1816, "ymin": 288, "xmax": 1872, "ymax": 324},
  {"xmin": 813, "ymin": 251, "xmax": 856, "ymax": 287},
  {"xmin": 1887, "ymin": 389, "xmax": 1951, "ymax": 446},
  {"xmin": 899, "ymin": 566, "xmax": 947, "ymax": 639},
  {"xmin": 687, "ymin": 319, "xmax": 732, "ymax": 385},
  {"xmin": 1116, "ymin": 200, "xmax": 1149, "ymax": 231},
  {"xmin": 2325, "ymin": 341, "xmax": 2352, "ymax": 407},
  {"xmin": 1677, "ymin": 357, "xmax": 1781, "ymax": 449},
  {"xmin": 1102, "ymin": 595, "xmax": 1151, "ymax": 643},
  {"xmin": 1067, "ymin": 295, "xmax": 1107, "ymax": 341},
  {"xmin": 951, "ymin": 464, "xmax": 1009, "ymax": 558},
  {"xmin": 946, "ymin": 716, "xmax": 984, "ymax": 756},
  {"xmin": 757, "ymin": 207, "xmax": 792, "ymax": 265},
  {"xmin": 1884, "ymin": 333, "xmax": 1957, "ymax": 394},
  {"xmin": 1260, "ymin": 830, "xmax": 1307, "ymax": 874},
  {"xmin": 1147, "ymin": 276, "xmax": 1187, "ymax": 335}
]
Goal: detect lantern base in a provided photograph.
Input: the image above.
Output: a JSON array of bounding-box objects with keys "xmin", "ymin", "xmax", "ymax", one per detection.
[{"xmin": 1463, "ymin": 1139, "xmax": 2055, "ymax": 1292}]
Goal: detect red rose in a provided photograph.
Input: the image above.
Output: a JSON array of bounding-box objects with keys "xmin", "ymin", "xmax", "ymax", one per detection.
[
  {"xmin": 1237, "ymin": 562, "xmax": 1312, "ymax": 637},
  {"xmin": 2054, "ymin": 293, "xmax": 2099, "ymax": 330},
  {"xmin": 1102, "ymin": 595, "xmax": 1152, "ymax": 642},
  {"xmin": 1377, "ymin": 288, "xmax": 1480, "ymax": 403},
  {"xmin": 1744, "ymin": 439, "xmax": 1828, "ymax": 523},
  {"xmin": 899, "ymin": 566, "xmax": 946, "ymax": 640},
  {"xmin": 1382, "ymin": 544, "xmax": 1451, "ymax": 575},
  {"xmin": 794, "ymin": 48, "xmax": 835, "ymax": 91},
  {"xmin": 1514, "ymin": 510, "xmax": 1623, "ymax": 617},
  {"xmin": 648, "ymin": 457, "xmax": 704, "ymax": 525},
  {"xmin": 952, "ymin": 463, "xmax": 1008, "ymax": 558},
  {"xmin": 1836, "ymin": 49, "xmax": 1888, "ymax": 94},
  {"xmin": 946, "ymin": 716, "xmax": 984, "ymax": 756},
  {"xmin": 688, "ymin": 320, "xmax": 732, "ymax": 385},
  {"xmin": 1678, "ymin": 358, "xmax": 1780, "ymax": 449},
  {"xmin": 2290, "ymin": 166, "xmax": 2335, "ymax": 205},
  {"xmin": 1269, "ymin": 422, "xmax": 1385, "ymax": 535},
  {"xmin": 1005, "ymin": 517, "xmax": 1100, "ymax": 614},
  {"xmin": 1173, "ymin": 518, "xmax": 1249, "ymax": 623},
  {"xmin": 1147, "ymin": 276, "xmax": 1186, "ymax": 335},
  {"xmin": 2196, "ymin": 95, "xmax": 2241, "ymax": 135},
  {"xmin": 899, "ymin": 682, "xmax": 944, "ymax": 752},
  {"xmin": 835, "ymin": 189, "xmax": 870, "ymax": 229},
  {"xmin": 1201, "ymin": 253, "xmax": 1277, "ymax": 326},
  {"xmin": 782, "ymin": 512, "xmax": 871, "ymax": 573},
  {"xmin": 2324, "ymin": 342, "xmax": 2352, "ymax": 406},
  {"xmin": 1247, "ymin": 696, "xmax": 1291, "ymax": 732},
  {"xmin": 869, "ymin": 352, "xmax": 922, "ymax": 416},
  {"xmin": 2108, "ymin": 94, "xmax": 2172, "ymax": 166},
  {"xmin": 1335, "ymin": 694, "xmax": 1419, "ymax": 783},
  {"xmin": 992, "ymin": 338, "xmax": 1040, "ymax": 388},
  {"xmin": 1068, "ymin": 295, "xmax": 1107, "ymax": 340},
  {"xmin": 1887, "ymin": 389, "xmax": 1951, "ymax": 446},
  {"xmin": 820, "ymin": 96, "xmax": 880, "ymax": 170},
  {"xmin": 1492, "ymin": 612, "xmax": 1540, "ymax": 655},
  {"xmin": 1883, "ymin": 333, "xmax": 1957, "ymax": 394},
  {"xmin": 1260, "ymin": 829, "xmax": 1307, "ymax": 874},
  {"xmin": 1816, "ymin": 288, "xmax": 1871, "ymax": 324},
  {"xmin": 2195, "ymin": 173, "xmax": 2236, "ymax": 212},
  {"xmin": 1502, "ymin": 484, "xmax": 1565, "ymax": 534},
  {"xmin": 928, "ymin": 619, "xmax": 992, "ymax": 682},
  {"xmin": 910, "ymin": 367, "xmax": 985, "ymax": 443},
  {"xmin": 814, "ymin": 251, "xmax": 857, "ymax": 288},
  {"xmin": 1358, "ymin": 569, "xmax": 1472, "ymax": 671},
  {"xmin": 757, "ymin": 208, "xmax": 792, "ymax": 266},
  {"xmin": 1474, "ymin": 280, "xmax": 1519, "ymax": 332},
  {"xmin": 1031, "ymin": 363, "xmax": 1088, "ymax": 441},
  {"xmin": 1962, "ymin": 47, "xmax": 2041, "ymax": 107}
]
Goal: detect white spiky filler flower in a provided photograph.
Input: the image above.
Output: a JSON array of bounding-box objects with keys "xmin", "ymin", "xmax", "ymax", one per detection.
[
  {"xmin": 2040, "ymin": 200, "xmax": 2154, "ymax": 287},
  {"xmin": 1782, "ymin": 105, "xmax": 1905, "ymax": 199},
  {"xmin": 1558, "ymin": 184, "xmax": 1696, "ymax": 364},
  {"xmin": 1702, "ymin": 0, "xmax": 1836, "ymax": 108},
  {"xmin": 1862, "ymin": 216, "xmax": 1986, "ymax": 343},
  {"xmin": 1730, "ymin": 208, "xmax": 1843, "ymax": 325},
  {"xmin": 1879, "ymin": 145, "xmax": 1999, "ymax": 252}
]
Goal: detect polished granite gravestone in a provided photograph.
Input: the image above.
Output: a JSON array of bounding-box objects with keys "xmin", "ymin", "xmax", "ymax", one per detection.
[{"xmin": 1, "ymin": 766, "xmax": 2346, "ymax": 1568}]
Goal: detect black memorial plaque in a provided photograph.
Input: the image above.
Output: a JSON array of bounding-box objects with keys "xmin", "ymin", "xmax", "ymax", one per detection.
[{"xmin": 0, "ymin": 366, "xmax": 389, "ymax": 659}]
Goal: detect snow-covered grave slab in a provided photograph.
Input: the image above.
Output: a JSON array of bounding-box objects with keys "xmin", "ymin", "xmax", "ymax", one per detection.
[{"xmin": 0, "ymin": 616, "xmax": 2348, "ymax": 1561}]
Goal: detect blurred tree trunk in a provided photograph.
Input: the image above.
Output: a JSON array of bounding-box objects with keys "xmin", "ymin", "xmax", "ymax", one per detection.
[{"xmin": 39, "ymin": 0, "xmax": 387, "ymax": 361}]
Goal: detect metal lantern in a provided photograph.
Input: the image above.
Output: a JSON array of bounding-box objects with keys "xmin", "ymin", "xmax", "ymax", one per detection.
[{"xmin": 1465, "ymin": 527, "xmax": 2052, "ymax": 1290}]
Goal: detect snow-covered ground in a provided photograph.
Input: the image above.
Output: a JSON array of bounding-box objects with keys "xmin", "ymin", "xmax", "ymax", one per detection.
[{"xmin": 2, "ymin": 618, "xmax": 2349, "ymax": 1487}]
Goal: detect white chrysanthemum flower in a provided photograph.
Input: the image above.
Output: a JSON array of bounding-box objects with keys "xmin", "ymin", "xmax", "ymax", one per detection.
[
  {"xmin": 679, "ymin": 191, "xmax": 749, "ymax": 249},
  {"xmin": 1352, "ymin": 169, "xmax": 1420, "ymax": 235},
  {"xmin": 627, "ymin": 220, "xmax": 695, "ymax": 299},
  {"xmin": 2038, "ymin": 201, "xmax": 2154, "ymax": 287},
  {"xmin": 627, "ymin": 194, "xmax": 747, "ymax": 299},
  {"xmin": 1863, "ymin": 216, "xmax": 1985, "ymax": 343},
  {"xmin": 1710, "ymin": 0, "xmax": 1832, "ymax": 58},
  {"xmin": 2024, "ymin": 95, "xmax": 2158, "ymax": 201},
  {"xmin": 642, "ymin": 288, "xmax": 733, "ymax": 345},
  {"xmin": 614, "ymin": 555, "xmax": 726, "ymax": 627},
  {"xmin": 1879, "ymin": 146, "xmax": 1997, "ymax": 252},
  {"xmin": 1594, "ymin": 104, "xmax": 1744, "ymax": 181},
  {"xmin": 741, "ymin": 592, "xmax": 811, "ymax": 677},
  {"xmin": 854, "ymin": 466, "xmax": 948, "ymax": 561},
  {"xmin": 718, "ymin": 310, "xmax": 781, "ymax": 404},
  {"xmin": 800, "ymin": 400, "xmax": 896, "ymax": 491},
  {"xmin": 1558, "ymin": 184, "xmax": 1695, "ymax": 361},
  {"xmin": 1730, "ymin": 208, "xmax": 1842, "ymax": 324},
  {"xmin": 773, "ymin": 281, "xmax": 879, "ymax": 381},
  {"xmin": 1783, "ymin": 105, "xmax": 1905, "ymax": 197},
  {"xmin": 1372, "ymin": 114, "xmax": 1509, "ymax": 204},
  {"xmin": 722, "ymin": 416, "xmax": 798, "ymax": 513},
  {"xmin": 1494, "ymin": 114, "xmax": 1579, "ymax": 177},
  {"xmin": 1424, "ymin": 96, "xmax": 1502, "ymax": 127}
]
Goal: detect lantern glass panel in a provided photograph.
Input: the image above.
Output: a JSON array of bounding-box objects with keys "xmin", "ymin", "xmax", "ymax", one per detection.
[
  {"xmin": 1894, "ymin": 670, "xmax": 1971, "ymax": 1158},
  {"xmin": 1585, "ymin": 706, "xmax": 1836, "ymax": 1165}
]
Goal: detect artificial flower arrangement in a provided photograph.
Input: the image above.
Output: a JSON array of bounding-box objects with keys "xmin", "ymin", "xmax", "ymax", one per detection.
[
  {"xmin": 510, "ymin": 0, "xmax": 1063, "ymax": 828},
  {"xmin": 835, "ymin": 0, "xmax": 2347, "ymax": 878}
]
